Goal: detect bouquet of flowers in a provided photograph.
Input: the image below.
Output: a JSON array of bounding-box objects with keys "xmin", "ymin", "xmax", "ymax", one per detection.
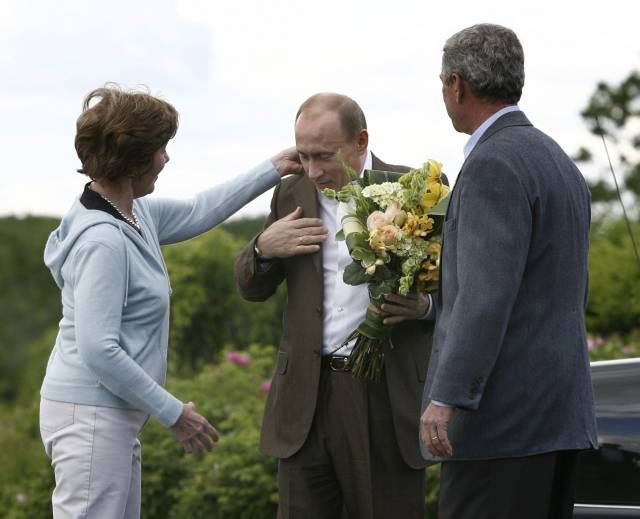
[{"xmin": 323, "ymin": 160, "xmax": 450, "ymax": 381}]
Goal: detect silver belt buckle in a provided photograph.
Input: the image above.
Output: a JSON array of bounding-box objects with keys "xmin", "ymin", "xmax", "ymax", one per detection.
[{"xmin": 329, "ymin": 356, "xmax": 349, "ymax": 371}]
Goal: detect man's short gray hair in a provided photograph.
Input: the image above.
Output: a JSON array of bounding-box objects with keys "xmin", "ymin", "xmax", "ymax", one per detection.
[{"xmin": 442, "ymin": 24, "xmax": 524, "ymax": 104}]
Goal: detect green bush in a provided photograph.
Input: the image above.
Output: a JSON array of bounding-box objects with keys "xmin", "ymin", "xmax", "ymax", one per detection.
[
  {"xmin": 587, "ymin": 330, "xmax": 640, "ymax": 361},
  {"xmin": 0, "ymin": 216, "xmax": 60, "ymax": 403},
  {"xmin": 140, "ymin": 343, "xmax": 279, "ymax": 518},
  {"xmin": 163, "ymin": 229, "xmax": 285, "ymax": 373},
  {"xmin": 0, "ymin": 401, "xmax": 54, "ymax": 519},
  {"xmin": 587, "ymin": 218, "xmax": 640, "ymax": 335}
]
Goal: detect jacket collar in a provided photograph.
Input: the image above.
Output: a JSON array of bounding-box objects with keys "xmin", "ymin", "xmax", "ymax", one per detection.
[{"xmin": 476, "ymin": 110, "xmax": 532, "ymax": 148}]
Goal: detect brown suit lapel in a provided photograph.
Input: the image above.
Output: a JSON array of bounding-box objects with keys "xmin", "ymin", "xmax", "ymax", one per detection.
[
  {"xmin": 291, "ymin": 153, "xmax": 410, "ymax": 286},
  {"xmin": 292, "ymin": 175, "xmax": 323, "ymax": 277}
]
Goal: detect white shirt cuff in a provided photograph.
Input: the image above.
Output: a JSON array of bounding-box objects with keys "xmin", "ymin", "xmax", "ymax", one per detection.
[
  {"xmin": 419, "ymin": 293, "xmax": 435, "ymax": 321},
  {"xmin": 431, "ymin": 400, "xmax": 453, "ymax": 408}
]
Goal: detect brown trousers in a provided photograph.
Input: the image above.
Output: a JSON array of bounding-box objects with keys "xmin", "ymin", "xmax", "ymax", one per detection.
[
  {"xmin": 439, "ymin": 450, "xmax": 580, "ymax": 519},
  {"xmin": 277, "ymin": 368, "xmax": 425, "ymax": 519}
]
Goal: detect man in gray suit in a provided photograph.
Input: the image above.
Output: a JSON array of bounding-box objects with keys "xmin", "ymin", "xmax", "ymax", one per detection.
[{"xmin": 420, "ymin": 24, "xmax": 598, "ymax": 519}]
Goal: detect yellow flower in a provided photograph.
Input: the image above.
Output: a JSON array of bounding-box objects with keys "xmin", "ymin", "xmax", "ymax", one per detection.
[
  {"xmin": 426, "ymin": 241, "xmax": 441, "ymax": 256},
  {"xmin": 419, "ymin": 260, "xmax": 439, "ymax": 282},
  {"xmin": 402, "ymin": 212, "xmax": 434, "ymax": 237},
  {"xmin": 420, "ymin": 161, "xmax": 449, "ymax": 212},
  {"xmin": 426, "ymin": 160, "xmax": 444, "ymax": 182}
]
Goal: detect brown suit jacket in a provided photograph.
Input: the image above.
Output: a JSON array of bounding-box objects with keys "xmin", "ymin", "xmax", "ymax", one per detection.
[{"xmin": 235, "ymin": 154, "xmax": 435, "ymax": 469}]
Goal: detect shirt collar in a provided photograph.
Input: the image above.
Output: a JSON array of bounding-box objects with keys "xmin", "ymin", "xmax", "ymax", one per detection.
[
  {"xmin": 463, "ymin": 105, "xmax": 520, "ymax": 159},
  {"xmin": 361, "ymin": 149, "xmax": 372, "ymax": 174}
]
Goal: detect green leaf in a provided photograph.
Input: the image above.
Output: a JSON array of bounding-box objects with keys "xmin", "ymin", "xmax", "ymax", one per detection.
[
  {"xmin": 343, "ymin": 261, "xmax": 369, "ymax": 285},
  {"xmin": 322, "ymin": 188, "xmax": 337, "ymax": 200},
  {"xmin": 369, "ymin": 277, "xmax": 399, "ymax": 302},
  {"xmin": 427, "ymin": 192, "xmax": 451, "ymax": 217},
  {"xmin": 346, "ymin": 231, "xmax": 369, "ymax": 252},
  {"xmin": 363, "ymin": 169, "xmax": 405, "ymax": 185},
  {"xmin": 335, "ymin": 229, "xmax": 345, "ymax": 241},
  {"xmin": 351, "ymin": 248, "xmax": 375, "ymax": 264}
]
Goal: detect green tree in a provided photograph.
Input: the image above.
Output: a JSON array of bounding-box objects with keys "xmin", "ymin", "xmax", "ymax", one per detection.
[
  {"xmin": 221, "ymin": 216, "xmax": 265, "ymax": 242},
  {"xmin": 0, "ymin": 216, "xmax": 60, "ymax": 403},
  {"xmin": 575, "ymin": 70, "xmax": 640, "ymax": 204},
  {"xmin": 164, "ymin": 228, "xmax": 285, "ymax": 373}
]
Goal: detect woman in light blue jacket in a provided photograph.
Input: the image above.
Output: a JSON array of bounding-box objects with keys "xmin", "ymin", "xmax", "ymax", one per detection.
[{"xmin": 39, "ymin": 85, "xmax": 304, "ymax": 518}]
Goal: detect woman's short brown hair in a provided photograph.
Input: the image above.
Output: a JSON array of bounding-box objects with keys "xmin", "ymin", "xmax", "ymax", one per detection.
[{"xmin": 75, "ymin": 84, "xmax": 178, "ymax": 181}]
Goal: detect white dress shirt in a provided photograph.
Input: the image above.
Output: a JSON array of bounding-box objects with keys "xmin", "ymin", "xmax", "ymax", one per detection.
[{"xmin": 319, "ymin": 151, "xmax": 373, "ymax": 356}]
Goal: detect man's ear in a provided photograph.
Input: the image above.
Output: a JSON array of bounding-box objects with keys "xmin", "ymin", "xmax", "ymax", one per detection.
[
  {"xmin": 451, "ymin": 73, "xmax": 465, "ymax": 103},
  {"xmin": 356, "ymin": 129, "xmax": 369, "ymax": 153}
]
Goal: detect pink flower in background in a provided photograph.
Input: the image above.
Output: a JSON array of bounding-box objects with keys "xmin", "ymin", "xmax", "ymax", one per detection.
[
  {"xmin": 261, "ymin": 380, "xmax": 272, "ymax": 394},
  {"xmin": 226, "ymin": 351, "xmax": 250, "ymax": 367},
  {"xmin": 15, "ymin": 493, "xmax": 26, "ymax": 503},
  {"xmin": 587, "ymin": 336, "xmax": 606, "ymax": 350},
  {"xmin": 621, "ymin": 346, "xmax": 635, "ymax": 355}
]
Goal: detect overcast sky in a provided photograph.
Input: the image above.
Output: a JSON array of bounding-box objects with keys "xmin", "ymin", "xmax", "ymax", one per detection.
[{"xmin": 1, "ymin": 0, "xmax": 638, "ymax": 219}]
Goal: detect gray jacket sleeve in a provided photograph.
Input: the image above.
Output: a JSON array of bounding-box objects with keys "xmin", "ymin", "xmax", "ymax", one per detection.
[{"xmin": 429, "ymin": 155, "xmax": 532, "ymax": 410}]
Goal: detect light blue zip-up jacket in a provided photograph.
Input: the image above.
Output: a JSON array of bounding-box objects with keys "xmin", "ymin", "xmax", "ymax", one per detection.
[{"xmin": 41, "ymin": 160, "xmax": 280, "ymax": 427}]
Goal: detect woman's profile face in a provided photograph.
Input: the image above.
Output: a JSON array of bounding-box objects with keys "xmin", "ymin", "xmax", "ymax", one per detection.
[{"xmin": 133, "ymin": 146, "xmax": 170, "ymax": 198}]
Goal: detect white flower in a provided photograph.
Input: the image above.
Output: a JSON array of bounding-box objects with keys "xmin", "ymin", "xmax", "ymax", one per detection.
[{"xmin": 361, "ymin": 182, "xmax": 405, "ymax": 208}]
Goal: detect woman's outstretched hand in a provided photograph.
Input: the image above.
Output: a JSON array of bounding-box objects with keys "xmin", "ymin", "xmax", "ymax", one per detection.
[
  {"xmin": 170, "ymin": 401, "xmax": 219, "ymax": 454},
  {"xmin": 271, "ymin": 147, "xmax": 304, "ymax": 178}
]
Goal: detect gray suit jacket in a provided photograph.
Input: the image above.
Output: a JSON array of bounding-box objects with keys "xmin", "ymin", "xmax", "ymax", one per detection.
[{"xmin": 421, "ymin": 111, "xmax": 598, "ymax": 461}]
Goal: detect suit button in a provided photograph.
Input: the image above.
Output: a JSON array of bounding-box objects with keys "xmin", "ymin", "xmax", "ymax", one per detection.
[
  {"xmin": 313, "ymin": 349, "xmax": 321, "ymax": 356},
  {"xmin": 315, "ymin": 305, "xmax": 322, "ymax": 315}
]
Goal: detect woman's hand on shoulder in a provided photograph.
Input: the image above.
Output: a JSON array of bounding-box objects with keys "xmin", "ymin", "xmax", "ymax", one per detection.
[
  {"xmin": 170, "ymin": 401, "xmax": 219, "ymax": 454},
  {"xmin": 271, "ymin": 147, "xmax": 304, "ymax": 178}
]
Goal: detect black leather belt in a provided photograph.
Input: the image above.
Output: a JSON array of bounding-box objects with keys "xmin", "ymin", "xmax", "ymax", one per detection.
[{"xmin": 321, "ymin": 355, "xmax": 351, "ymax": 372}]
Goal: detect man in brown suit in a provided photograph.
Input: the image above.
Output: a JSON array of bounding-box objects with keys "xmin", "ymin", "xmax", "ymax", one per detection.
[{"xmin": 235, "ymin": 93, "xmax": 437, "ymax": 518}]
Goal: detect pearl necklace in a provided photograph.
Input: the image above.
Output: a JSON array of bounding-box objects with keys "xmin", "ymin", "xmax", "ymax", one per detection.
[{"xmin": 97, "ymin": 192, "xmax": 140, "ymax": 230}]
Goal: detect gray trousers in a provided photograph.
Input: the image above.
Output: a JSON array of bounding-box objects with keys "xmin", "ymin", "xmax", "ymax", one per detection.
[{"xmin": 40, "ymin": 398, "xmax": 148, "ymax": 519}]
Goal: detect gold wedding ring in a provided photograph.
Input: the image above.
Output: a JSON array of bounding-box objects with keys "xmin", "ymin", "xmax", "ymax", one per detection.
[{"xmin": 431, "ymin": 436, "xmax": 439, "ymax": 440}]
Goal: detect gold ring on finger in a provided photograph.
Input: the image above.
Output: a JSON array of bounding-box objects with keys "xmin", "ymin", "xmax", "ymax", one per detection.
[{"xmin": 431, "ymin": 436, "xmax": 439, "ymax": 440}]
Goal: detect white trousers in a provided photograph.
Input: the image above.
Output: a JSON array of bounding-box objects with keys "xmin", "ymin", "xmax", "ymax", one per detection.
[{"xmin": 40, "ymin": 398, "xmax": 148, "ymax": 519}]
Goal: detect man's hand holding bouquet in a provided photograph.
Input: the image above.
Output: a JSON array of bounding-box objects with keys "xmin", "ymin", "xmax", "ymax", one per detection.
[{"xmin": 323, "ymin": 160, "xmax": 450, "ymax": 381}]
